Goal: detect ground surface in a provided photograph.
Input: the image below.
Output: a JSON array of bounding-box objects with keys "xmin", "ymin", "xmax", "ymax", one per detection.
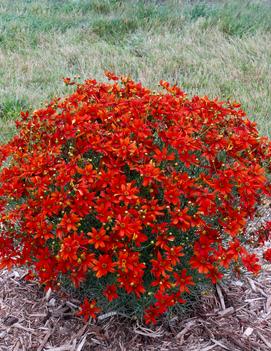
[
  {"xmin": 1, "ymin": 0, "xmax": 271, "ymax": 143},
  {"xmin": 1, "ymin": 203, "xmax": 271, "ymax": 351},
  {"xmin": 1, "ymin": 257, "xmax": 271, "ymax": 350}
]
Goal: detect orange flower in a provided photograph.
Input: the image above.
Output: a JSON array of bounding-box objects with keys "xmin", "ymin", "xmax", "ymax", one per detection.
[
  {"xmin": 104, "ymin": 284, "xmax": 118, "ymax": 301},
  {"xmin": 77, "ymin": 298, "xmax": 100, "ymax": 321},
  {"xmin": 92, "ymin": 255, "xmax": 116, "ymax": 278},
  {"xmin": 87, "ymin": 227, "xmax": 109, "ymax": 249},
  {"xmin": 264, "ymin": 248, "xmax": 271, "ymax": 262},
  {"xmin": 174, "ymin": 269, "xmax": 195, "ymax": 293}
]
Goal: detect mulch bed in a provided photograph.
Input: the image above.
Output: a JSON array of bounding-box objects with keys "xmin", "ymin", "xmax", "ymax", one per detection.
[
  {"xmin": 1, "ymin": 203, "xmax": 271, "ymax": 350},
  {"xmin": 1, "ymin": 260, "xmax": 271, "ymax": 350}
]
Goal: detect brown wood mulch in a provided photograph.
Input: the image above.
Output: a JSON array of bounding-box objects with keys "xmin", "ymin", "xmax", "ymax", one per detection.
[
  {"xmin": 0, "ymin": 259, "xmax": 271, "ymax": 350},
  {"xmin": 1, "ymin": 202, "xmax": 271, "ymax": 351}
]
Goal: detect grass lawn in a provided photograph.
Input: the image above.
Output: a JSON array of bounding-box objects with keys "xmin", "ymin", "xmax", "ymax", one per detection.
[{"xmin": 0, "ymin": 0, "xmax": 271, "ymax": 143}]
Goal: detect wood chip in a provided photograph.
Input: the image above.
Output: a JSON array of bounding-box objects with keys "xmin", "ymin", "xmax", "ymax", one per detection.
[
  {"xmin": 12, "ymin": 340, "xmax": 21, "ymax": 351},
  {"xmin": 216, "ymin": 284, "xmax": 226, "ymax": 310},
  {"xmin": 247, "ymin": 277, "xmax": 257, "ymax": 292},
  {"xmin": 13, "ymin": 323, "xmax": 36, "ymax": 332},
  {"xmin": 3, "ymin": 316, "xmax": 19, "ymax": 326},
  {"xmin": 72, "ymin": 324, "xmax": 88, "ymax": 340},
  {"xmin": 243, "ymin": 327, "xmax": 254, "ymax": 337},
  {"xmin": 98, "ymin": 311, "xmax": 118, "ymax": 321},
  {"xmin": 201, "ymin": 343, "xmax": 217, "ymax": 351},
  {"xmin": 75, "ymin": 336, "xmax": 87, "ymax": 351},
  {"xmin": 37, "ymin": 327, "xmax": 55, "ymax": 351},
  {"xmin": 134, "ymin": 325, "xmax": 163, "ymax": 338},
  {"xmin": 210, "ymin": 338, "xmax": 231, "ymax": 350},
  {"xmin": 218, "ymin": 307, "xmax": 234, "ymax": 317},
  {"xmin": 257, "ymin": 331, "xmax": 271, "ymax": 348},
  {"xmin": 176, "ymin": 320, "xmax": 196, "ymax": 341},
  {"xmin": 45, "ymin": 345, "xmax": 73, "ymax": 351},
  {"xmin": 266, "ymin": 295, "xmax": 271, "ymax": 312}
]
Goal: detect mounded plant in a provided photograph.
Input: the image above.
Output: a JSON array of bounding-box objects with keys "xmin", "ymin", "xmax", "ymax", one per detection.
[{"xmin": 0, "ymin": 72, "xmax": 270, "ymax": 324}]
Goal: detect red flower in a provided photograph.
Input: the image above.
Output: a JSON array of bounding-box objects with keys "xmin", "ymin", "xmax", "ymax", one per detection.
[
  {"xmin": 57, "ymin": 213, "xmax": 80, "ymax": 236},
  {"xmin": 174, "ymin": 269, "xmax": 195, "ymax": 293},
  {"xmin": 190, "ymin": 255, "xmax": 213, "ymax": 274},
  {"xmin": 114, "ymin": 183, "xmax": 139, "ymax": 204},
  {"xmin": 88, "ymin": 227, "xmax": 109, "ymax": 249},
  {"xmin": 113, "ymin": 214, "xmax": 143, "ymax": 241},
  {"xmin": 165, "ymin": 245, "xmax": 184, "ymax": 265},
  {"xmin": 63, "ymin": 77, "xmax": 75, "ymax": 85},
  {"xmin": 92, "ymin": 255, "xmax": 116, "ymax": 278},
  {"xmin": 263, "ymin": 248, "xmax": 271, "ymax": 262},
  {"xmin": 150, "ymin": 251, "xmax": 173, "ymax": 278},
  {"xmin": 59, "ymin": 233, "xmax": 87, "ymax": 262},
  {"xmin": 104, "ymin": 71, "xmax": 119, "ymax": 81},
  {"xmin": 242, "ymin": 253, "xmax": 261, "ymax": 275},
  {"xmin": 104, "ymin": 284, "xmax": 118, "ymax": 301},
  {"xmin": 170, "ymin": 208, "xmax": 192, "ymax": 231},
  {"xmin": 153, "ymin": 147, "xmax": 175, "ymax": 163},
  {"xmin": 77, "ymin": 298, "xmax": 100, "ymax": 321},
  {"xmin": 144, "ymin": 306, "xmax": 160, "ymax": 325}
]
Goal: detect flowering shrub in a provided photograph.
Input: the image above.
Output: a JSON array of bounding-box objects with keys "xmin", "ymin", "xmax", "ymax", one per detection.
[
  {"xmin": 0, "ymin": 72, "xmax": 270, "ymax": 324},
  {"xmin": 264, "ymin": 248, "xmax": 271, "ymax": 262}
]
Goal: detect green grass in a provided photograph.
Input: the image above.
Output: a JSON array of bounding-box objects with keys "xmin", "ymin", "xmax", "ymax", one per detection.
[{"xmin": 1, "ymin": 0, "xmax": 271, "ymax": 143}]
